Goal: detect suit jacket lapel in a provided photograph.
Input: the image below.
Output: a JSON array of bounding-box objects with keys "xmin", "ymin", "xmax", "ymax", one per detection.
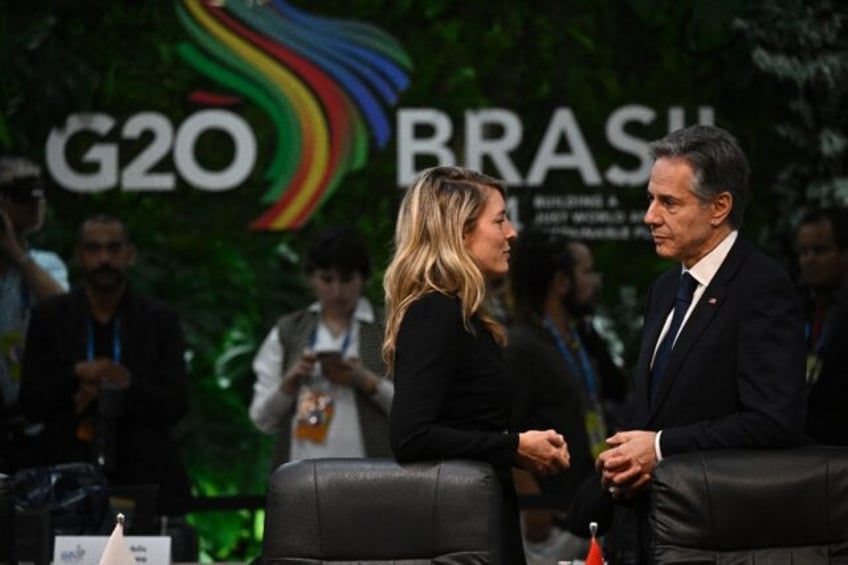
[
  {"xmin": 646, "ymin": 238, "xmax": 753, "ymax": 422},
  {"xmin": 647, "ymin": 285, "xmax": 727, "ymax": 416},
  {"xmin": 633, "ymin": 271, "xmax": 677, "ymax": 420},
  {"xmin": 641, "ymin": 277, "xmax": 677, "ymax": 364}
]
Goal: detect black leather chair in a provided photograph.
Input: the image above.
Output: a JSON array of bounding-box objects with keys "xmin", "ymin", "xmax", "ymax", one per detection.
[
  {"xmin": 261, "ymin": 458, "xmax": 505, "ymax": 564},
  {"xmin": 650, "ymin": 446, "xmax": 848, "ymax": 564}
]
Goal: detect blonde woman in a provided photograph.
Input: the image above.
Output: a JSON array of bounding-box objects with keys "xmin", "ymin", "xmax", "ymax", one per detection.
[{"xmin": 384, "ymin": 166, "xmax": 571, "ymax": 564}]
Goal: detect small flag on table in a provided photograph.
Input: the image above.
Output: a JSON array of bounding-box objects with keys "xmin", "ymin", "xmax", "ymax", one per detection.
[
  {"xmin": 584, "ymin": 521, "xmax": 604, "ymax": 565},
  {"xmin": 99, "ymin": 513, "xmax": 135, "ymax": 565}
]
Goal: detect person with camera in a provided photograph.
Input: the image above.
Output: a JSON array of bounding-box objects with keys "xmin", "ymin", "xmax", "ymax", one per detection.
[{"xmin": 0, "ymin": 155, "xmax": 68, "ymax": 473}]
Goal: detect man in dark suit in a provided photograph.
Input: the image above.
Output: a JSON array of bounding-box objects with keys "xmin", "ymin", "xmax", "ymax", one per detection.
[
  {"xmin": 595, "ymin": 125, "xmax": 807, "ymax": 563},
  {"xmin": 19, "ymin": 214, "xmax": 192, "ymax": 517},
  {"xmin": 795, "ymin": 206, "xmax": 848, "ymax": 445},
  {"xmin": 506, "ymin": 230, "xmax": 629, "ymax": 561}
]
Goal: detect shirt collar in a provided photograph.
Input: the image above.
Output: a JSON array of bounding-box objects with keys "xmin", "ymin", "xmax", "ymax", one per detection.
[
  {"xmin": 684, "ymin": 230, "xmax": 738, "ymax": 288},
  {"xmin": 307, "ymin": 296, "xmax": 375, "ymax": 323}
]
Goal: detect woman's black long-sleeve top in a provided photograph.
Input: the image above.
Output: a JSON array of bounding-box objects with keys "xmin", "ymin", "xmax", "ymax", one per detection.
[{"xmin": 389, "ymin": 291, "xmax": 519, "ymax": 468}]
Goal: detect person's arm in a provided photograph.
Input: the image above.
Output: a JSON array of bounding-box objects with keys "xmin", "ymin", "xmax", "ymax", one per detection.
[
  {"xmin": 122, "ymin": 305, "xmax": 189, "ymax": 426},
  {"xmin": 390, "ymin": 295, "xmax": 569, "ymax": 474},
  {"xmin": 335, "ymin": 314, "xmax": 394, "ymax": 412},
  {"xmin": 19, "ymin": 297, "xmax": 135, "ymax": 420},
  {"xmin": 0, "ymin": 211, "xmax": 67, "ymax": 299},
  {"xmin": 370, "ymin": 376, "xmax": 393, "ymax": 412},
  {"xmin": 322, "ymin": 355, "xmax": 393, "ymax": 410},
  {"xmin": 351, "ymin": 365, "xmax": 393, "ymax": 413},
  {"xmin": 19, "ymin": 301, "xmax": 78, "ymax": 419},
  {"xmin": 389, "ymin": 294, "xmax": 519, "ymax": 468},
  {"xmin": 16, "ymin": 251, "xmax": 67, "ymax": 299},
  {"xmin": 249, "ymin": 327, "xmax": 298, "ymax": 434}
]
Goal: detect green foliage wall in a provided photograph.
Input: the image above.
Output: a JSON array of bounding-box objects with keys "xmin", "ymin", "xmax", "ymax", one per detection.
[{"xmin": 2, "ymin": 0, "xmax": 845, "ymax": 559}]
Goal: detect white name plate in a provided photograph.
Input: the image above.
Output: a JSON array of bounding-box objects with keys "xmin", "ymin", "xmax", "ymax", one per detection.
[{"xmin": 53, "ymin": 535, "xmax": 171, "ymax": 565}]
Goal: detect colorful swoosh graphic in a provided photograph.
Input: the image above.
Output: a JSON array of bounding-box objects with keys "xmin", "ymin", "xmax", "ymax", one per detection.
[{"xmin": 175, "ymin": 0, "xmax": 412, "ymax": 230}]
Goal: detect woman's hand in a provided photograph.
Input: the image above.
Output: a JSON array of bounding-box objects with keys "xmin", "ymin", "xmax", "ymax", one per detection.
[{"xmin": 517, "ymin": 429, "xmax": 571, "ymax": 476}]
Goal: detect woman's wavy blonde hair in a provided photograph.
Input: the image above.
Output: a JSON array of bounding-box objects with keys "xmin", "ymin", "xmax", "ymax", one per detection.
[{"xmin": 382, "ymin": 165, "xmax": 508, "ymax": 373}]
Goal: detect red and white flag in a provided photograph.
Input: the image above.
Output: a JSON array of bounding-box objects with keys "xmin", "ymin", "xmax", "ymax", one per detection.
[{"xmin": 584, "ymin": 521, "xmax": 604, "ymax": 565}]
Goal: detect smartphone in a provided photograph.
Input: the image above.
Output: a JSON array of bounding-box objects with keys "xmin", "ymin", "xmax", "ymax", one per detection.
[
  {"xmin": 316, "ymin": 351, "xmax": 344, "ymax": 377},
  {"xmin": 316, "ymin": 351, "xmax": 342, "ymax": 367},
  {"xmin": 315, "ymin": 351, "xmax": 343, "ymax": 363}
]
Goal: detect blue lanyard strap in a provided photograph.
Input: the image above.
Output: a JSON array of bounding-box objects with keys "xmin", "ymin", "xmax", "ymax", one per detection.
[
  {"xmin": 543, "ymin": 316, "xmax": 598, "ymax": 400},
  {"xmin": 806, "ymin": 318, "xmax": 833, "ymax": 356},
  {"xmin": 87, "ymin": 317, "xmax": 121, "ymax": 362}
]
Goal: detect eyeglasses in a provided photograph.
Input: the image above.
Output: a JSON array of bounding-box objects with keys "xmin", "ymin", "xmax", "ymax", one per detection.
[{"xmin": 0, "ymin": 181, "xmax": 45, "ymax": 204}]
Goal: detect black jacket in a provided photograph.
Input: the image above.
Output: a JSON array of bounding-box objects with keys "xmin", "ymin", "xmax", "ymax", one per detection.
[
  {"xmin": 804, "ymin": 283, "xmax": 848, "ymax": 445},
  {"xmin": 20, "ymin": 285, "xmax": 191, "ymax": 515}
]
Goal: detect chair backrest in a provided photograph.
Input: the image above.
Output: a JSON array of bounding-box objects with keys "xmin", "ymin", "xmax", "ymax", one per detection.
[
  {"xmin": 650, "ymin": 446, "xmax": 848, "ymax": 564},
  {"xmin": 262, "ymin": 458, "xmax": 504, "ymax": 564}
]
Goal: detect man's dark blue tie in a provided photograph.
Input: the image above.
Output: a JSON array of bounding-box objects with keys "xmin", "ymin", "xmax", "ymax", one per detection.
[{"xmin": 650, "ymin": 272, "xmax": 697, "ymax": 398}]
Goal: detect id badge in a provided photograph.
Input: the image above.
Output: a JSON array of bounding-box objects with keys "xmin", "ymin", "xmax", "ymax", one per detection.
[
  {"xmin": 76, "ymin": 417, "xmax": 95, "ymax": 443},
  {"xmin": 0, "ymin": 330, "xmax": 24, "ymax": 381},
  {"xmin": 294, "ymin": 387, "xmax": 335, "ymax": 443},
  {"xmin": 806, "ymin": 353, "xmax": 822, "ymax": 386},
  {"xmin": 585, "ymin": 406, "xmax": 607, "ymax": 460}
]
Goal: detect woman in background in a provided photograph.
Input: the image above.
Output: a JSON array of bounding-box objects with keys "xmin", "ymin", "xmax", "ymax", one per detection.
[{"xmin": 383, "ymin": 166, "xmax": 571, "ymax": 564}]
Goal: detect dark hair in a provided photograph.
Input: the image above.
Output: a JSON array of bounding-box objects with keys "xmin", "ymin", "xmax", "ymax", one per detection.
[
  {"xmin": 649, "ymin": 124, "xmax": 750, "ymax": 228},
  {"xmin": 798, "ymin": 207, "xmax": 848, "ymax": 251},
  {"xmin": 509, "ymin": 228, "xmax": 575, "ymax": 320},
  {"xmin": 77, "ymin": 213, "xmax": 132, "ymax": 244},
  {"xmin": 304, "ymin": 225, "xmax": 371, "ymax": 279},
  {"xmin": 0, "ymin": 156, "xmax": 45, "ymax": 202}
]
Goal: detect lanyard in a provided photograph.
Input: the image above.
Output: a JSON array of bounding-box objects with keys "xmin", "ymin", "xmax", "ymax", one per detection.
[
  {"xmin": 543, "ymin": 316, "xmax": 598, "ymax": 400},
  {"xmin": 805, "ymin": 318, "xmax": 832, "ymax": 356},
  {"xmin": 87, "ymin": 317, "xmax": 121, "ymax": 363}
]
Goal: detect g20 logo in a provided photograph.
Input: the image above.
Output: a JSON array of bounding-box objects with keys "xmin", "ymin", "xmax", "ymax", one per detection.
[{"xmin": 46, "ymin": 110, "xmax": 257, "ymax": 192}]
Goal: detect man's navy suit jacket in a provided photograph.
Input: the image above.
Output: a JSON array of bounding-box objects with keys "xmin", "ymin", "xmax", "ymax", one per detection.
[
  {"xmin": 604, "ymin": 237, "xmax": 808, "ymax": 564},
  {"xmin": 632, "ymin": 236, "xmax": 807, "ymax": 454}
]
